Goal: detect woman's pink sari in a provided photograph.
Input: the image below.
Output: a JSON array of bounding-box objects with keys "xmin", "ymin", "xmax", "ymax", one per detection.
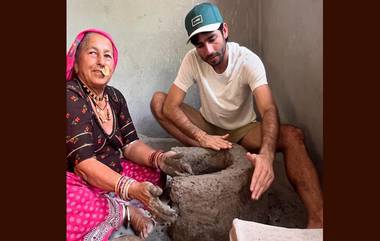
[{"xmin": 66, "ymin": 159, "xmax": 162, "ymax": 241}]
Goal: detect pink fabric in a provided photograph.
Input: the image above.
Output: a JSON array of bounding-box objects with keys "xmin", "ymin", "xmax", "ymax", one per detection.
[
  {"xmin": 66, "ymin": 172, "xmax": 119, "ymax": 241},
  {"xmin": 66, "ymin": 160, "xmax": 162, "ymax": 241},
  {"xmin": 120, "ymin": 159, "xmax": 162, "ymax": 187},
  {"xmin": 66, "ymin": 28, "xmax": 119, "ymax": 80}
]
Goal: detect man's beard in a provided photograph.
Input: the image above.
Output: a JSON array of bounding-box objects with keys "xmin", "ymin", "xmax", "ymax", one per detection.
[{"xmin": 204, "ymin": 41, "xmax": 226, "ymax": 67}]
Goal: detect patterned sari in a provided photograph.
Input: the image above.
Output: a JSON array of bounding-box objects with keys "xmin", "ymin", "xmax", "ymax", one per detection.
[{"xmin": 66, "ymin": 160, "xmax": 161, "ymax": 241}]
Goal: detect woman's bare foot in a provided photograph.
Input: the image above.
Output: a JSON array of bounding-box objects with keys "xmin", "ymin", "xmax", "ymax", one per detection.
[{"xmin": 127, "ymin": 205, "xmax": 154, "ymax": 239}]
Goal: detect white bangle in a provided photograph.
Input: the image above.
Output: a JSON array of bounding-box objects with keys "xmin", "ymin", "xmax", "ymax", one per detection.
[
  {"xmin": 114, "ymin": 175, "xmax": 123, "ymax": 194},
  {"xmin": 121, "ymin": 178, "xmax": 135, "ymax": 200},
  {"xmin": 125, "ymin": 179, "xmax": 136, "ymax": 200}
]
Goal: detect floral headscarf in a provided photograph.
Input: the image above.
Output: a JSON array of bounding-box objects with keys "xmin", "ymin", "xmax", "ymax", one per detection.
[{"xmin": 66, "ymin": 28, "xmax": 119, "ymax": 80}]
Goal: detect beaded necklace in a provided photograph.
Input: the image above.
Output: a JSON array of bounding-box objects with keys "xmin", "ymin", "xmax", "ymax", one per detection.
[
  {"xmin": 79, "ymin": 79, "xmax": 111, "ymax": 123},
  {"xmin": 90, "ymin": 95, "xmax": 111, "ymax": 123}
]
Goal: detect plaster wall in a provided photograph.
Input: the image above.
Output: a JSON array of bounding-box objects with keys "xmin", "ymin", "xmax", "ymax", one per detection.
[{"xmin": 260, "ymin": 0, "xmax": 323, "ymax": 174}]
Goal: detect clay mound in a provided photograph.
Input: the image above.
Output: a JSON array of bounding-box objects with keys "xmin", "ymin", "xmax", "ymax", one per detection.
[{"xmin": 168, "ymin": 144, "xmax": 269, "ymax": 241}]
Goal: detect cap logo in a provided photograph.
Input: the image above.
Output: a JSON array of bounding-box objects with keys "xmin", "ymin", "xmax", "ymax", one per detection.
[{"xmin": 191, "ymin": 15, "xmax": 203, "ymax": 27}]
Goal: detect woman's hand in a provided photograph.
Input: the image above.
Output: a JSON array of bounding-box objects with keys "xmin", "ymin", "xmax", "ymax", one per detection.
[
  {"xmin": 157, "ymin": 151, "xmax": 193, "ymax": 177},
  {"xmin": 128, "ymin": 181, "xmax": 177, "ymax": 223}
]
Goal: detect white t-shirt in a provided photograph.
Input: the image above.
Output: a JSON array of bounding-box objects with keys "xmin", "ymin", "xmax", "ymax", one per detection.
[{"xmin": 174, "ymin": 42, "xmax": 268, "ymax": 130}]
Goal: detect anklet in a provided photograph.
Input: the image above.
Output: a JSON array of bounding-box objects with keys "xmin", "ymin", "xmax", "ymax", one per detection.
[{"xmin": 126, "ymin": 205, "xmax": 131, "ymax": 229}]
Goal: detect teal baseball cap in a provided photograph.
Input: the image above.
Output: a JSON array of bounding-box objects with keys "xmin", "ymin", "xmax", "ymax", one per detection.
[{"xmin": 185, "ymin": 2, "xmax": 223, "ymax": 43}]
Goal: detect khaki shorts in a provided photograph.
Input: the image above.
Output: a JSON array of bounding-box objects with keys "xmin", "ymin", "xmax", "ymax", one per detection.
[
  {"xmin": 205, "ymin": 119, "xmax": 260, "ymax": 143},
  {"xmin": 181, "ymin": 104, "xmax": 261, "ymax": 143}
]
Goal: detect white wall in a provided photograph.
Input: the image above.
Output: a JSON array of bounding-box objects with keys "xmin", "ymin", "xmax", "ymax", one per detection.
[{"xmin": 214, "ymin": 0, "xmax": 262, "ymax": 54}]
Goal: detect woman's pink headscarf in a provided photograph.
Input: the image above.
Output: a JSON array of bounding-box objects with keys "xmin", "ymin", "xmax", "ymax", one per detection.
[{"xmin": 66, "ymin": 28, "xmax": 119, "ymax": 80}]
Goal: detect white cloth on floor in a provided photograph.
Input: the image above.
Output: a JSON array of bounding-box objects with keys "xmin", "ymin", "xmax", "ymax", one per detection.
[{"xmin": 229, "ymin": 218, "xmax": 323, "ymax": 241}]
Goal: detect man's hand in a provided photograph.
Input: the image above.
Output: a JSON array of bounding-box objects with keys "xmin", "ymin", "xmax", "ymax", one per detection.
[
  {"xmin": 196, "ymin": 132, "xmax": 233, "ymax": 151},
  {"xmin": 158, "ymin": 151, "xmax": 194, "ymax": 177},
  {"xmin": 246, "ymin": 152, "xmax": 275, "ymax": 200},
  {"xmin": 128, "ymin": 181, "xmax": 177, "ymax": 223}
]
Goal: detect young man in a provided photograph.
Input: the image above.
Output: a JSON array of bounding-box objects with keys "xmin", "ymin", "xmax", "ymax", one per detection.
[{"xmin": 151, "ymin": 2, "xmax": 323, "ymax": 228}]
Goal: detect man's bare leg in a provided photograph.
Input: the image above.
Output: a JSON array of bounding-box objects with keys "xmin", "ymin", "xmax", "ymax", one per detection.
[
  {"xmin": 150, "ymin": 92, "xmax": 210, "ymax": 147},
  {"xmin": 240, "ymin": 124, "xmax": 323, "ymax": 228}
]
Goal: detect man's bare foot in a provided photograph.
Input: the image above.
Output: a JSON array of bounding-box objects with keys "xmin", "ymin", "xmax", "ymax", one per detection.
[
  {"xmin": 307, "ymin": 221, "xmax": 323, "ymax": 229},
  {"xmin": 307, "ymin": 212, "xmax": 323, "ymax": 228},
  {"xmin": 127, "ymin": 205, "xmax": 154, "ymax": 239}
]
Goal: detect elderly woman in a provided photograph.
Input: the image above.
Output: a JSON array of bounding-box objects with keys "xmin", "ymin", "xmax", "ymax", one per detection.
[{"xmin": 66, "ymin": 29, "xmax": 191, "ymax": 241}]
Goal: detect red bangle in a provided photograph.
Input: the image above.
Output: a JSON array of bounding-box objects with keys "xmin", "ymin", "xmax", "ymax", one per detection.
[
  {"xmin": 149, "ymin": 150, "xmax": 164, "ymax": 169},
  {"xmin": 148, "ymin": 151, "xmax": 156, "ymax": 168}
]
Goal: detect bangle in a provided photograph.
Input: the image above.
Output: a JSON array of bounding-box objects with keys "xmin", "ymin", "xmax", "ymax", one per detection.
[
  {"xmin": 149, "ymin": 150, "xmax": 164, "ymax": 169},
  {"xmin": 114, "ymin": 175, "xmax": 123, "ymax": 194},
  {"xmin": 126, "ymin": 205, "xmax": 131, "ymax": 229},
  {"xmin": 116, "ymin": 176, "xmax": 135, "ymax": 200},
  {"xmin": 148, "ymin": 150, "xmax": 156, "ymax": 168},
  {"xmin": 125, "ymin": 179, "xmax": 136, "ymax": 200},
  {"xmin": 155, "ymin": 152, "xmax": 164, "ymax": 169},
  {"xmin": 119, "ymin": 178, "xmax": 136, "ymax": 201},
  {"xmin": 119, "ymin": 177, "xmax": 127, "ymax": 198},
  {"xmin": 117, "ymin": 176, "xmax": 128, "ymax": 196}
]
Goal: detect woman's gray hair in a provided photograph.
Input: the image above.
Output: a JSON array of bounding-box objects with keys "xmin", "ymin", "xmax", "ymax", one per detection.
[{"xmin": 74, "ymin": 33, "xmax": 92, "ymax": 61}]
